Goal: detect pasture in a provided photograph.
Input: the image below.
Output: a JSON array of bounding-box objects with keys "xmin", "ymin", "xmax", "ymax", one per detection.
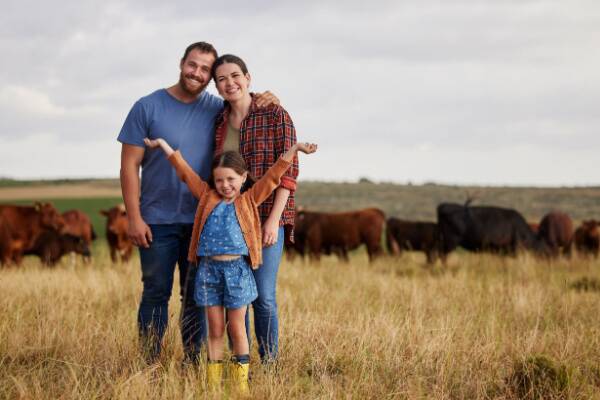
[
  {"xmin": 2, "ymin": 182, "xmax": 600, "ymax": 398},
  {"xmin": 2, "ymin": 246, "xmax": 600, "ymax": 399}
]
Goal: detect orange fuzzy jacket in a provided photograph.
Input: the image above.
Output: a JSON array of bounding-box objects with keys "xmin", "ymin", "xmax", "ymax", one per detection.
[{"xmin": 168, "ymin": 150, "xmax": 292, "ymax": 268}]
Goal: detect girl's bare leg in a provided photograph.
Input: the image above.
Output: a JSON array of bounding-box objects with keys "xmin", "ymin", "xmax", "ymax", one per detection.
[
  {"xmin": 206, "ymin": 306, "xmax": 225, "ymax": 361},
  {"xmin": 227, "ymin": 306, "xmax": 249, "ymax": 355}
]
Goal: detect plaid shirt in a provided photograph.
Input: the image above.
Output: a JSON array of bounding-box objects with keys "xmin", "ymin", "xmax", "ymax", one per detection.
[{"xmin": 214, "ymin": 96, "xmax": 299, "ymax": 241}]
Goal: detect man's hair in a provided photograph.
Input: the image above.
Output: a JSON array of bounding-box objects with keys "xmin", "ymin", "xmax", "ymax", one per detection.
[
  {"xmin": 211, "ymin": 54, "xmax": 249, "ymax": 80},
  {"xmin": 181, "ymin": 42, "xmax": 218, "ymax": 62}
]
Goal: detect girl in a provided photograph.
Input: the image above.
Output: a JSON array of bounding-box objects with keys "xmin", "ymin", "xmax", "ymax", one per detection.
[
  {"xmin": 144, "ymin": 137, "xmax": 316, "ymax": 394},
  {"xmin": 211, "ymin": 54, "xmax": 298, "ymax": 362}
]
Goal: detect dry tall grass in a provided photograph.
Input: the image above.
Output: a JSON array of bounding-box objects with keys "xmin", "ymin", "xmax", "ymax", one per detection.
[{"xmin": 2, "ymin": 248, "xmax": 600, "ymax": 399}]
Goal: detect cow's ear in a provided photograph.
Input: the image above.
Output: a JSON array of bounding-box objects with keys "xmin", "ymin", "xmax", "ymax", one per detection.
[
  {"xmin": 34, "ymin": 202, "xmax": 42, "ymax": 211},
  {"xmin": 100, "ymin": 210, "xmax": 109, "ymax": 216}
]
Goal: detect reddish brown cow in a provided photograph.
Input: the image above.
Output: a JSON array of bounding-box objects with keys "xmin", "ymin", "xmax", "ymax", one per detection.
[
  {"xmin": 528, "ymin": 222, "xmax": 540, "ymax": 234},
  {"xmin": 537, "ymin": 211, "xmax": 574, "ymax": 258},
  {"xmin": 100, "ymin": 204, "xmax": 133, "ymax": 263},
  {"xmin": 62, "ymin": 209, "xmax": 97, "ymax": 245},
  {"xmin": 0, "ymin": 203, "xmax": 65, "ymax": 266},
  {"xmin": 574, "ymin": 220, "xmax": 600, "ymax": 258},
  {"xmin": 386, "ymin": 218, "xmax": 440, "ymax": 264},
  {"xmin": 24, "ymin": 231, "xmax": 91, "ymax": 266},
  {"xmin": 292, "ymin": 208, "xmax": 385, "ymax": 262}
]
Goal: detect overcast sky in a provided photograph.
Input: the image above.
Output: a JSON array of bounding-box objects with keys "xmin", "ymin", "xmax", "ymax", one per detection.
[{"xmin": 1, "ymin": 0, "xmax": 598, "ymax": 185}]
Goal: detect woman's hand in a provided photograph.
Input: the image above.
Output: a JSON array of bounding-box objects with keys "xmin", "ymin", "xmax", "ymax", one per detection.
[{"xmin": 262, "ymin": 217, "xmax": 280, "ymax": 247}]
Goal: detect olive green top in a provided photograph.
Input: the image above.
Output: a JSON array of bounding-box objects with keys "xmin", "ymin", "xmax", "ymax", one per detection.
[{"xmin": 223, "ymin": 123, "xmax": 240, "ymax": 153}]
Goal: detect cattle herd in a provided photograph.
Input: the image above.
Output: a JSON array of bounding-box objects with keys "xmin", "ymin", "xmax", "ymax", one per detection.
[
  {"xmin": 0, "ymin": 203, "xmax": 132, "ymax": 266},
  {"xmin": 287, "ymin": 202, "xmax": 600, "ymax": 264},
  {"xmin": 1, "ymin": 200, "xmax": 599, "ymax": 267}
]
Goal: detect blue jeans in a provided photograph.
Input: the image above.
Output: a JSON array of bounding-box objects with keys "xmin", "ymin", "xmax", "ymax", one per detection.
[
  {"xmin": 245, "ymin": 226, "xmax": 284, "ymax": 361},
  {"xmin": 138, "ymin": 224, "xmax": 206, "ymax": 361}
]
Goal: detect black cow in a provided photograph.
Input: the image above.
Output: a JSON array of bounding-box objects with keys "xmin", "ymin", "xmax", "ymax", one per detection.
[
  {"xmin": 385, "ymin": 218, "xmax": 440, "ymax": 264},
  {"xmin": 437, "ymin": 202, "xmax": 546, "ymax": 262}
]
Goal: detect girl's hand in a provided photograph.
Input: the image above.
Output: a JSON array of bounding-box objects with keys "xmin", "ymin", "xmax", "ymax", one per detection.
[
  {"xmin": 296, "ymin": 142, "xmax": 318, "ymax": 154},
  {"xmin": 262, "ymin": 217, "xmax": 280, "ymax": 247},
  {"xmin": 143, "ymin": 138, "xmax": 174, "ymax": 157},
  {"xmin": 144, "ymin": 138, "xmax": 163, "ymax": 148}
]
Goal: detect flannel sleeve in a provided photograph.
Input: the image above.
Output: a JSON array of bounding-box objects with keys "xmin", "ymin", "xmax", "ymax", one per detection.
[{"xmin": 273, "ymin": 107, "xmax": 298, "ymax": 192}]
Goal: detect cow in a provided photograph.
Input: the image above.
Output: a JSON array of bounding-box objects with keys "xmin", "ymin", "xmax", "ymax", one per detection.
[
  {"xmin": 62, "ymin": 209, "xmax": 96, "ymax": 261},
  {"xmin": 292, "ymin": 208, "xmax": 385, "ymax": 262},
  {"xmin": 437, "ymin": 202, "xmax": 546, "ymax": 262},
  {"xmin": 528, "ymin": 222, "xmax": 540, "ymax": 234},
  {"xmin": 537, "ymin": 211, "xmax": 573, "ymax": 258},
  {"xmin": 24, "ymin": 231, "xmax": 91, "ymax": 266},
  {"xmin": 100, "ymin": 204, "xmax": 133, "ymax": 263},
  {"xmin": 574, "ymin": 220, "xmax": 600, "ymax": 258},
  {"xmin": 0, "ymin": 202, "xmax": 66, "ymax": 266},
  {"xmin": 62, "ymin": 209, "xmax": 97, "ymax": 245},
  {"xmin": 385, "ymin": 218, "xmax": 440, "ymax": 264}
]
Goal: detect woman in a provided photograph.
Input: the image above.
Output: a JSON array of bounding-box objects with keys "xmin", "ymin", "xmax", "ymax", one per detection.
[{"xmin": 211, "ymin": 54, "xmax": 299, "ymax": 363}]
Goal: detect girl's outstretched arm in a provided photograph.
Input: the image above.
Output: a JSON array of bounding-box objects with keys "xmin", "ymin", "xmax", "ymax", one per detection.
[
  {"xmin": 249, "ymin": 142, "xmax": 318, "ymax": 205},
  {"xmin": 281, "ymin": 142, "xmax": 318, "ymax": 162},
  {"xmin": 143, "ymin": 138, "xmax": 208, "ymax": 200},
  {"xmin": 144, "ymin": 138, "xmax": 174, "ymax": 157}
]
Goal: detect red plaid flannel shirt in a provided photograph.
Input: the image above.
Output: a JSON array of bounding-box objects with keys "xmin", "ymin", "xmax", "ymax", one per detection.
[{"xmin": 214, "ymin": 96, "xmax": 299, "ymax": 241}]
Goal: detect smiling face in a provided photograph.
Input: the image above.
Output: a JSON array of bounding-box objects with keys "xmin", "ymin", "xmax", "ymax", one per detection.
[
  {"xmin": 178, "ymin": 49, "xmax": 215, "ymax": 97},
  {"xmin": 213, "ymin": 166, "xmax": 247, "ymax": 201},
  {"xmin": 214, "ymin": 62, "xmax": 251, "ymax": 102}
]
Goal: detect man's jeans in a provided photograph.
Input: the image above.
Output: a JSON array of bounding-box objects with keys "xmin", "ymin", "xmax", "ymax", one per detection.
[
  {"xmin": 138, "ymin": 223, "xmax": 206, "ymax": 361},
  {"xmin": 245, "ymin": 226, "xmax": 284, "ymax": 361}
]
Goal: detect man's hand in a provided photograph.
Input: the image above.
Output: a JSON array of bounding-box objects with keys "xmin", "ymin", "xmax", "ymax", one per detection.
[
  {"xmin": 128, "ymin": 216, "xmax": 153, "ymax": 248},
  {"xmin": 262, "ymin": 217, "xmax": 280, "ymax": 247},
  {"xmin": 255, "ymin": 91, "xmax": 280, "ymax": 108}
]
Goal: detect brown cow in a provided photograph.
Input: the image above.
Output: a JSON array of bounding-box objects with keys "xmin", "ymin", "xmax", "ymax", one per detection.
[
  {"xmin": 62, "ymin": 209, "xmax": 97, "ymax": 245},
  {"xmin": 24, "ymin": 231, "xmax": 91, "ymax": 266},
  {"xmin": 537, "ymin": 211, "xmax": 574, "ymax": 258},
  {"xmin": 574, "ymin": 220, "xmax": 600, "ymax": 258},
  {"xmin": 386, "ymin": 218, "xmax": 440, "ymax": 264},
  {"xmin": 292, "ymin": 208, "xmax": 385, "ymax": 262},
  {"xmin": 100, "ymin": 204, "xmax": 133, "ymax": 263},
  {"xmin": 528, "ymin": 222, "xmax": 540, "ymax": 234},
  {"xmin": 0, "ymin": 203, "xmax": 65, "ymax": 266}
]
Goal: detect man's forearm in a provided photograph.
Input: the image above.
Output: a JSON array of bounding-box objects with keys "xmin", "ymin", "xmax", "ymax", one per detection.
[{"xmin": 120, "ymin": 165, "xmax": 142, "ymax": 220}]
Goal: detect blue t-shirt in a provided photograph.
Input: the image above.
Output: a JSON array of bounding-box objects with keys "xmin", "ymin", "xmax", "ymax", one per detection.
[
  {"xmin": 118, "ymin": 89, "xmax": 223, "ymax": 224},
  {"xmin": 197, "ymin": 202, "xmax": 249, "ymax": 256}
]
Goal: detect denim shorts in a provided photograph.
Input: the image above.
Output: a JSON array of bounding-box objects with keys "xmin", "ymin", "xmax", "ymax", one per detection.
[{"xmin": 194, "ymin": 257, "xmax": 258, "ymax": 309}]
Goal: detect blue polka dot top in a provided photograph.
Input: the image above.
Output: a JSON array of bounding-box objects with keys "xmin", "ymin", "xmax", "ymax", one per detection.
[{"xmin": 197, "ymin": 201, "xmax": 249, "ymax": 256}]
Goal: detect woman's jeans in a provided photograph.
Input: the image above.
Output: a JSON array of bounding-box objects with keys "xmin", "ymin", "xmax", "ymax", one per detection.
[
  {"xmin": 245, "ymin": 226, "xmax": 284, "ymax": 361},
  {"xmin": 138, "ymin": 224, "xmax": 206, "ymax": 361}
]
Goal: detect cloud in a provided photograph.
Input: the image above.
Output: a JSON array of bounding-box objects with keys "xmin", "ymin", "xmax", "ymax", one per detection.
[{"xmin": 0, "ymin": 0, "xmax": 599, "ymax": 184}]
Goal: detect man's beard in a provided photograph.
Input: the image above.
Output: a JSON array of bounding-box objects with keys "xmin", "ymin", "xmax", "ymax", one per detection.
[{"xmin": 179, "ymin": 72, "xmax": 209, "ymax": 97}]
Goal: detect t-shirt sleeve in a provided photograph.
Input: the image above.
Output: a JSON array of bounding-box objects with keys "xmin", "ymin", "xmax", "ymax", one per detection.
[{"xmin": 117, "ymin": 100, "xmax": 148, "ymax": 147}]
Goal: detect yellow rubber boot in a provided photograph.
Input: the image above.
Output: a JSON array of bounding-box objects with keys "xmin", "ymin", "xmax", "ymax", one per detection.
[
  {"xmin": 206, "ymin": 361, "xmax": 223, "ymax": 391},
  {"xmin": 229, "ymin": 361, "xmax": 250, "ymax": 396}
]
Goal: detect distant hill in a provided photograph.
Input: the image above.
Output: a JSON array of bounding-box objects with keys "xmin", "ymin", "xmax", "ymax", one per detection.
[{"xmin": 1, "ymin": 178, "xmax": 599, "ymax": 222}]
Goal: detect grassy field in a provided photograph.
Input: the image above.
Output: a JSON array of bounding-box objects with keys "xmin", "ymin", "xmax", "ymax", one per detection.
[{"xmin": 1, "ymin": 246, "xmax": 600, "ymax": 399}]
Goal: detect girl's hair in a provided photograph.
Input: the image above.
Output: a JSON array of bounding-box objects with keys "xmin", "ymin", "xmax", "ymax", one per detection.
[
  {"xmin": 209, "ymin": 151, "xmax": 255, "ymax": 191},
  {"xmin": 211, "ymin": 54, "xmax": 249, "ymax": 80}
]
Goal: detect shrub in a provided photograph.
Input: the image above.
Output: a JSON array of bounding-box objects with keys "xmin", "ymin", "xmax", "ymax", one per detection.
[{"xmin": 506, "ymin": 355, "xmax": 570, "ymax": 399}]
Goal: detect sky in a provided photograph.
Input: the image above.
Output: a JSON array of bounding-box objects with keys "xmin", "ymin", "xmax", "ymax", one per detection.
[{"xmin": 1, "ymin": 0, "xmax": 599, "ymax": 186}]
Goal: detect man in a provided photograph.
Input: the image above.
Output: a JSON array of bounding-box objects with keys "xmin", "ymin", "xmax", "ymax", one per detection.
[{"xmin": 118, "ymin": 42, "xmax": 276, "ymax": 362}]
